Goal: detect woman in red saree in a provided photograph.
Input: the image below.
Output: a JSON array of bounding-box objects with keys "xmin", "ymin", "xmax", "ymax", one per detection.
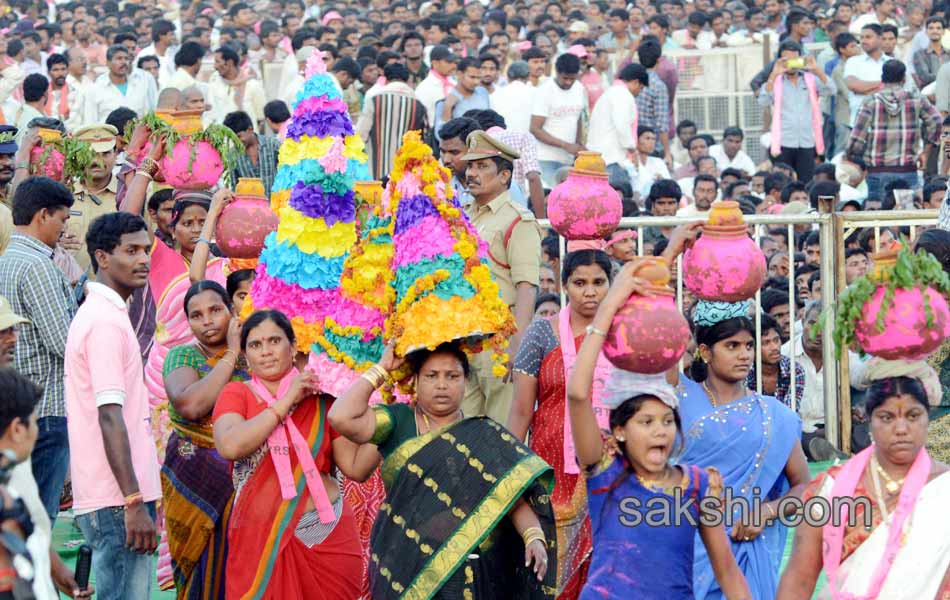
[
  {"xmin": 212, "ymin": 309, "xmax": 375, "ymax": 599},
  {"xmin": 508, "ymin": 249, "xmax": 613, "ymax": 600}
]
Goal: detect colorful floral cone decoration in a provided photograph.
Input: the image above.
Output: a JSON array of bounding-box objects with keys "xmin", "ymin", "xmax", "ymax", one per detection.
[
  {"xmin": 241, "ymin": 49, "xmax": 372, "ymax": 362},
  {"xmin": 386, "ymin": 131, "xmax": 516, "ymax": 380},
  {"xmin": 307, "ymin": 182, "xmax": 394, "ymax": 398}
]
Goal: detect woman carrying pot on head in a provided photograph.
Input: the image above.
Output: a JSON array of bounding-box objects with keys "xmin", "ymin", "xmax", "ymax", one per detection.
[
  {"xmin": 564, "ymin": 260, "xmax": 751, "ymax": 600},
  {"xmin": 212, "ymin": 309, "xmax": 377, "ymax": 598},
  {"xmin": 329, "ymin": 341, "xmax": 557, "ymax": 599},
  {"xmin": 777, "ymin": 363, "xmax": 950, "ymax": 599},
  {"xmin": 668, "ymin": 297, "xmax": 811, "ymax": 600},
  {"xmin": 507, "ymin": 229, "xmax": 702, "ymax": 600},
  {"xmin": 161, "ymin": 280, "xmax": 250, "ymax": 599}
]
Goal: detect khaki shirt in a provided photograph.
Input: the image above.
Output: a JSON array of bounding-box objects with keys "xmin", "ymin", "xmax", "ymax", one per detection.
[
  {"xmin": 465, "ymin": 190, "xmax": 541, "ymax": 306},
  {"xmin": 71, "ymin": 177, "xmax": 118, "ymax": 272}
]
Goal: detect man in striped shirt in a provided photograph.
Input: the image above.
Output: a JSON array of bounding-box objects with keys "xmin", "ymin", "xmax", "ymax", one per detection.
[{"xmin": 0, "ymin": 176, "xmax": 77, "ymax": 521}]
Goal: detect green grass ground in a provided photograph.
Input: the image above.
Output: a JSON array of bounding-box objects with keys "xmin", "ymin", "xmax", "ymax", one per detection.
[{"xmin": 51, "ymin": 461, "xmax": 838, "ymax": 598}]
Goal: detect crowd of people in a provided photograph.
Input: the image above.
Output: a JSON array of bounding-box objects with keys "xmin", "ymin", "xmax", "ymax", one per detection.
[{"xmin": 0, "ymin": 0, "xmax": 950, "ymax": 598}]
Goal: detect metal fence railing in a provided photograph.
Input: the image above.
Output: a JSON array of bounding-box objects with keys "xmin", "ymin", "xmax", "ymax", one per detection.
[{"xmin": 539, "ymin": 209, "xmax": 941, "ymax": 454}]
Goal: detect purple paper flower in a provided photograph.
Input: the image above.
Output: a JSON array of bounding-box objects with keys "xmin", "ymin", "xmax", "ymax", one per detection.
[
  {"xmin": 394, "ymin": 193, "xmax": 439, "ymax": 235},
  {"xmin": 288, "ymin": 181, "xmax": 356, "ymax": 226},
  {"xmin": 286, "ymin": 111, "xmax": 354, "ymax": 139}
]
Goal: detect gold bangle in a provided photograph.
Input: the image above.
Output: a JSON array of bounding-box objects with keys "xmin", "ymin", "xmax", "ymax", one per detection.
[
  {"xmin": 135, "ymin": 170, "xmax": 154, "ymax": 181},
  {"xmin": 523, "ymin": 534, "xmax": 546, "ymax": 547},
  {"xmin": 521, "ymin": 527, "xmax": 544, "ymax": 543}
]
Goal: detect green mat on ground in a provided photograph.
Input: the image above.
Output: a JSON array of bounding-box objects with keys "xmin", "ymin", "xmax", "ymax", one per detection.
[{"xmin": 51, "ymin": 460, "xmax": 839, "ymax": 598}]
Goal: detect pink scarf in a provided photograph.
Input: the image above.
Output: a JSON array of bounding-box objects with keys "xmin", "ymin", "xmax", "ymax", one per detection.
[
  {"xmin": 559, "ymin": 307, "xmax": 612, "ymax": 475},
  {"xmin": 770, "ymin": 72, "xmax": 825, "ymax": 156},
  {"xmin": 247, "ymin": 369, "xmax": 336, "ymax": 523},
  {"xmin": 430, "ymin": 68, "xmax": 455, "ymax": 97},
  {"xmin": 822, "ymin": 445, "xmax": 932, "ymax": 600}
]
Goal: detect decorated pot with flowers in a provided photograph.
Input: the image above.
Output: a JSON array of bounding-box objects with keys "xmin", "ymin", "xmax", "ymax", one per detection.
[
  {"xmin": 603, "ymin": 257, "xmax": 690, "ymax": 373},
  {"xmin": 547, "ymin": 151, "xmax": 622, "ymax": 240},
  {"xmin": 683, "ymin": 200, "xmax": 766, "ymax": 302},
  {"xmin": 133, "ymin": 113, "xmax": 241, "ymax": 189},
  {"xmin": 29, "ymin": 128, "xmax": 66, "ymax": 181},
  {"xmin": 833, "ymin": 244, "xmax": 950, "ymax": 360},
  {"xmin": 215, "ymin": 178, "xmax": 278, "ymax": 260}
]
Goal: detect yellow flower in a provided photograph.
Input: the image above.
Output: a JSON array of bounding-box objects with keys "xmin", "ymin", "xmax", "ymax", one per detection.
[
  {"xmin": 275, "ymin": 206, "xmax": 356, "ymax": 256},
  {"xmin": 492, "ymin": 364, "xmax": 507, "ymax": 378},
  {"xmin": 277, "ymin": 136, "xmax": 334, "ymax": 165},
  {"xmin": 342, "ymin": 135, "xmax": 368, "ymax": 161},
  {"xmin": 270, "ymin": 189, "xmax": 291, "ymax": 212}
]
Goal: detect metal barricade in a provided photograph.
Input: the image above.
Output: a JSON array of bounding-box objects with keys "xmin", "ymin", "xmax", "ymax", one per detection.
[
  {"xmin": 832, "ymin": 209, "xmax": 939, "ymax": 452},
  {"xmin": 539, "ymin": 213, "xmax": 840, "ymax": 449}
]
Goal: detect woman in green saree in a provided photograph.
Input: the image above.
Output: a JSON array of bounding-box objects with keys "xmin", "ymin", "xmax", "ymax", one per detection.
[{"xmin": 329, "ymin": 342, "xmax": 557, "ymax": 599}]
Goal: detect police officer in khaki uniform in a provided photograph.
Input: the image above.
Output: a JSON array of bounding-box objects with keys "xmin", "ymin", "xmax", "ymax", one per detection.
[
  {"xmin": 70, "ymin": 124, "xmax": 120, "ymax": 272},
  {"xmin": 461, "ymin": 130, "xmax": 542, "ymax": 423}
]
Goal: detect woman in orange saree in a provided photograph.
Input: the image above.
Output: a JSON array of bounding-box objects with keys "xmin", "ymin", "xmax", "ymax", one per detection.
[{"xmin": 213, "ymin": 309, "xmax": 374, "ymax": 599}]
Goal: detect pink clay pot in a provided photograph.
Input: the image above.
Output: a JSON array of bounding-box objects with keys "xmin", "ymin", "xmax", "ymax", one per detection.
[
  {"xmin": 160, "ymin": 139, "xmax": 224, "ymax": 189},
  {"xmin": 215, "ymin": 180, "xmax": 278, "ymax": 259},
  {"xmin": 30, "ymin": 145, "xmax": 65, "ymax": 181},
  {"xmin": 547, "ymin": 170, "xmax": 622, "ymax": 240},
  {"xmin": 603, "ymin": 258, "xmax": 690, "ymax": 373},
  {"xmin": 855, "ymin": 285, "xmax": 950, "ymax": 360}
]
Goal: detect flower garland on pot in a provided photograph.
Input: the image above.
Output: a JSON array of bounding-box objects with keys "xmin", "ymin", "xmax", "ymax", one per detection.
[
  {"xmin": 133, "ymin": 112, "xmax": 243, "ymax": 187},
  {"xmin": 829, "ymin": 242, "xmax": 950, "ymax": 360}
]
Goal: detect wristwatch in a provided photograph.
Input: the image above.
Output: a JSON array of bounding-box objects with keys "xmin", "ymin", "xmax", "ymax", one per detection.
[{"xmin": 585, "ymin": 325, "xmax": 607, "ymax": 337}]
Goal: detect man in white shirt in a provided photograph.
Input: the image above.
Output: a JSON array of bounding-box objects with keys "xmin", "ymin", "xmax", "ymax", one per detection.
[
  {"xmin": 587, "ymin": 63, "xmax": 648, "ymax": 188},
  {"xmin": 208, "ymin": 46, "xmax": 266, "ymax": 127},
  {"xmin": 490, "ymin": 61, "xmax": 533, "ymax": 134},
  {"xmin": 530, "ymin": 53, "xmax": 588, "ymax": 188},
  {"xmin": 85, "ymin": 45, "xmax": 158, "ymax": 123},
  {"xmin": 782, "ymin": 300, "xmax": 867, "ymax": 459},
  {"xmin": 135, "ymin": 18, "xmax": 177, "ymax": 87},
  {"xmin": 672, "ymin": 12, "xmax": 715, "ymax": 50},
  {"xmin": 844, "ymin": 24, "xmax": 890, "ymax": 127},
  {"xmin": 165, "ymin": 42, "xmax": 205, "ymax": 92},
  {"xmin": 631, "ymin": 126, "xmax": 672, "ymax": 198},
  {"xmin": 20, "ymin": 31, "xmax": 48, "ymax": 76},
  {"xmin": 14, "ymin": 75, "xmax": 49, "ymax": 145},
  {"xmin": 849, "ymin": 0, "xmax": 899, "ymax": 35},
  {"xmin": 708, "ymin": 126, "xmax": 757, "ymax": 177},
  {"xmin": 64, "ymin": 47, "xmax": 89, "ymax": 132},
  {"xmin": 415, "ymin": 44, "xmax": 459, "ymax": 126}
]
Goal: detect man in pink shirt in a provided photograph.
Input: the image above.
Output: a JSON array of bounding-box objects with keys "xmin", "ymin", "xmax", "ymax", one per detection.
[{"xmin": 65, "ymin": 212, "xmax": 158, "ymax": 600}]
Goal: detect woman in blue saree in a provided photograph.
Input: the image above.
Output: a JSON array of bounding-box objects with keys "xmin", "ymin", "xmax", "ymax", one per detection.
[{"xmin": 675, "ymin": 300, "xmax": 811, "ymax": 600}]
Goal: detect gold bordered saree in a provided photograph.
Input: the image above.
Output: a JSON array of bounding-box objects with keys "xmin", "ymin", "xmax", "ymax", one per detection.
[{"xmin": 369, "ymin": 413, "xmax": 557, "ymax": 600}]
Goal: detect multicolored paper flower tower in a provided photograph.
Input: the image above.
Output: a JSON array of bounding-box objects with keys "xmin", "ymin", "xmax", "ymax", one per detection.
[
  {"xmin": 241, "ymin": 50, "xmax": 372, "ymax": 362},
  {"xmin": 307, "ymin": 189, "xmax": 395, "ymax": 398},
  {"xmin": 386, "ymin": 131, "xmax": 516, "ymax": 378}
]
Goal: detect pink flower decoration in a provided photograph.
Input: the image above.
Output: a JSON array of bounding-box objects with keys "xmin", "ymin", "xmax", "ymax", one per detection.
[
  {"xmin": 319, "ymin": 138, "xmax": 348, "ymax": 173},
  {"xmin": 305, "ymin": 49, "xmax": 327, "ymax": 77},
  {"xmin": 396, "ymin": 172, "xmax": 422, "ymax": 198},
  {"xmin": 294, "ymin": 96, "xmax": 348, "ymax": 116},
  {"xmin": 392, "ymin": 215, "xmax": 458, "ymax": 268}
]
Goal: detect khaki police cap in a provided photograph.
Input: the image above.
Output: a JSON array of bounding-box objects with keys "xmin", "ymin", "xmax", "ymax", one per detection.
[
  {"xmin": 73, "ymin": 124, "xmax": 119, "ymax": 153},
  {"xmin": 461, "ymin": 130, "xmax": 520, "ymax": 162},
  {"xmin": 0, "ymin": 295, "xmax": 29, "ymax": 331}
]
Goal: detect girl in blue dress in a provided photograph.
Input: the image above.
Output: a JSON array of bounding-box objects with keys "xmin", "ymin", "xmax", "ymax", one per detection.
[
  {"xmin": 674, "ymin": 300, "xmax": 811, "ymax": 600},
  {"xmin": 565, "ymin": 263, "xmax": 751, "ymax": 599}
]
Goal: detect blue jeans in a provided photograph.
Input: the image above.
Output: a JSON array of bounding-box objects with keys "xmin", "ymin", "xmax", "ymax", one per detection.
[
  {"xmin": 31, "ymin": 416, "xmax": 69, "ymax": 522},
  {"xmin": 865, "ymin": 170, "xmax": 920, "ymax": 203},
  {"xmin": 75, "ymin": 502, "xmax": 157, "ymax": 600}
]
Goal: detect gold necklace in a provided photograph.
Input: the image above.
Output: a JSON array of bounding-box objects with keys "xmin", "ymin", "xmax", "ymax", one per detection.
[
  {"xmin": 703, "ymin": 381, "xmax": 747, "ymax": 408},
  {"xmin": 415, "ymin": 406, "xmax": 462, "ymax": 434},
  {"xmin": 636, "ymin": 466, "xmax": 680, "ymax": 495},
  {"xmin": 872, "ymin": 454, "xmax": 905, "ymax": 495}
]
